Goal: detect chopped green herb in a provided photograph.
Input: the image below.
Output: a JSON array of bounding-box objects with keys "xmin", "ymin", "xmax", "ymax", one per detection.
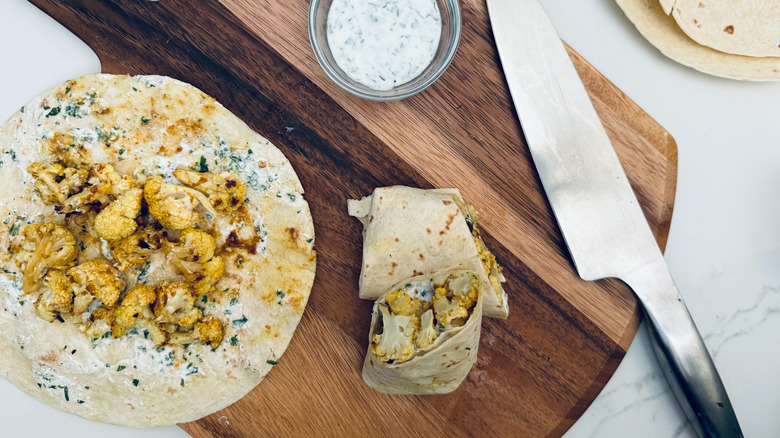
[
  {"xmin": 64, "ymin": 103, "xmax": 79, "ymax": 117},
  {"xmin": 46, "ymin": 107, "xmax": 61, "ymax": 117},
  {"xmin": 137, "ymin": 261, "xmax": 151, "ymax": 283},
  {"xmin": 232, "ymin": 316, "xmax": 248, "ymax": 328},
  {"xmin": 117, "ymin": 365, "xmax": 126, "ymax": 372},
  {"xmin": 267, "ymin": 360, "xmax": 278, "ymax": 365},
  {"xmin": 287, "ymin": 193, "xmax": 296, "ymax": 202},
  {"xmin": 132, "ymin": 379, "xmax": 139, "ymax": 387},
  {"xmin": 64, "ymin": 386, "xmax": 69, "ymax": 401},
  {"xmin": 141, "ymin": 116, "xmax": 151, "ymax": 125},
  {"xmin": 180, "ymin": 379, "xmax": 185, "ymax": 387},
  {"xmin": 201, "ymin": 295, "xmax": 208, "ymax": 303},
  {"xmin": 198, "ymin": 155, "xmax": 209, "ymax": 172},
  {"xmin": 19, "ymin": 106, "xmax": 24, "ymax": 113},
  {"xmin": 65, "ymin": 86, "xmax": 71, "ymax": 94},
  {"xmin": 77, "ymin": 400, "xmax": 85, "ymax": 404},
  {"xmin": 229, "ymin": 297, "xmax": 239, "ymax": 306},
  {"xmin": 229, "ymin": 335, "xmax": 239, "ymax": 346},
  {"xmin": 79, "ymin": 241, "xmax": 86, "ymax": 252},
  {"xmin": 306, "ymin": 238, "xmax": 313, "ymax": 244}
]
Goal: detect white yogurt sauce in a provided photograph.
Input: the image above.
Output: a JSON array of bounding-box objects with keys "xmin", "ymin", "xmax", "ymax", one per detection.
[{"xmin": 327, "ymin": 0, "xmax": 442, "ymax": 91}]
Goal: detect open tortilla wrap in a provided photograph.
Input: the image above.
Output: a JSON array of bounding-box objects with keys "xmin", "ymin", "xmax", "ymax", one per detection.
[
  {"xmin": 362, "ymin": 270, "xmax": 483, "ymax": 395},
  {"xmin": 347, "ymin": 186, "xmax": 508, "ymax": 318}
]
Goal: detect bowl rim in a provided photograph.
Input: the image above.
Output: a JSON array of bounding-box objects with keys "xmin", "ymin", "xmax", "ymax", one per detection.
[{"xmin": 308, "ymin": 0, "xmax": 462, "ymax": 101}]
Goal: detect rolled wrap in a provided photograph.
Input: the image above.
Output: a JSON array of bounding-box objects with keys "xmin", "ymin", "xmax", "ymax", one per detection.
[
  {"xmin": 362, "ymin": 271, "xmax": 483, "ymax": 394},
  {"xmin": 347, "ymin": 186, "xmax": 508, "ymax": 318}
]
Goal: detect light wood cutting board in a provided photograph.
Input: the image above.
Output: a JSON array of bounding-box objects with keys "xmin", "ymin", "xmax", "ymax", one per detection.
[{"xmin": 29, "ymin": 0, "xmax": 677, "ymax": 436}]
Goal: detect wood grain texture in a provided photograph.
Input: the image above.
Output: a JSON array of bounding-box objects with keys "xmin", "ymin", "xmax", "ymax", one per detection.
[{"xmin": 28, "ymin": 0, "xmax": 677, "ymax": 436}]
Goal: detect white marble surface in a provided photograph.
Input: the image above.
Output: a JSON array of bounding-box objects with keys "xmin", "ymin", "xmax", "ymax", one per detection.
[{"xmin": 0, "ymin": 0, "xmax": 778, "ymax": 437}]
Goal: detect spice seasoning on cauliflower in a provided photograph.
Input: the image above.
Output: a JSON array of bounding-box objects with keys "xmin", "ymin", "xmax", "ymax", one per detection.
[
  {"xmin": 456, "ymin": 198, "xmax": 505, "ymax": 308},
  {"xmin": 60, "ymin": 163, "xmax": 137, "ymax": 214},
  {"xmin": 34, "ymin": 270, "xmax": 75, "ymax": 323},
  {"xmin": 143, "ymin": 176, "xmax": 216, "ymax": 230},
  {"xmin": 154, "ymin": 281, "xmax": 202, "ymax": 327},
  {"xmin": 371, "ymin": 272, "xmax": 480, "ymax": 364},
  {"xmin": 173, "ymin": 169, "xmax": 247, "ymax": 214},
  {"xmin": 109, "ymin": 226, "xmax": 166, "ymax": 271},
  {"xmin": 94, "ymin": 188, "xmax": 143, "ymax": 241},
  {"xmin": 68, "ymin": 258, "xmax": 125, "ymax": 309},
  {"xmin": 27, "ymin": 162, "xmax": 88, "ymax": 204},
  {"xmin": 12, "ymin": 223, "xmax": 78, "ymax": 294}
]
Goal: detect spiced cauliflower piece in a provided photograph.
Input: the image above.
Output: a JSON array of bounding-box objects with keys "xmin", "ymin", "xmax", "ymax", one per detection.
[
  {"xmin": 164, "ymin": 228, "xmax": 216, "ymax": 275},
  {"xmin": 109, "ymin": 226, "xmax": 165, "ymax": 271},
  {"xmin": 385, "ymin": 289, "xmax": 430, "ymax": 318},
  {"xmin": 173, "ymin": 169, "xmax": 247, "ymax": 214},
  {"xmin": 143, "ymin": 176, "xmax": 217, "ymax": 230},
  {"xmin": 34, "ymin": 270, "xmax": 75, "ymax": 323},
  {"xmin": 112, "ymin": 284, "xmax": 157, "ymax": 337},
  {"xmin": 12, "ymin": 223, "xmax": 78, "ymax": 294},
  {"xmin": 94, "ymin": 188, "xmax": 143, "ymax": 241},
  {"xmin": 154, "ymin": 281, "xmax": 202, "ymax": 327},
  {"xmin": 164, "ymin": 228, "xmax": 224, "ymax": 296},
  {"xmin": 371, "ymin": 304, "xmax": 418, "ymax": 363},
  {"xmin": 27, "ymin": 162, "xmax": 88, "ymax": 204},
  {"xmin": 415, "ymin": 308, "xmax": 438, "ymax": 349},
  {"xmin": 168, "ymin": 315, "xmax": 225, "ymax": 348},
  {"xmin": 432, "ymin": 273, "xmax": 478, "ymax": 329},
  {"xmin": 68, "ymin": 258, "xmax": 125, "ymax": 311},
  {"xmin": 60, "ymin": 163, "xmax": 137, "ymax": 214},
  {"xmin": 192, "ymin": 256, "xmax": 225, "ymax": 297}
]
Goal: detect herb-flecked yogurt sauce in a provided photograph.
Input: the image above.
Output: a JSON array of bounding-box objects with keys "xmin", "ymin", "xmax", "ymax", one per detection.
[{"xmin": 327, "ymin": 0, "xmax": 442, "ymax": 91}]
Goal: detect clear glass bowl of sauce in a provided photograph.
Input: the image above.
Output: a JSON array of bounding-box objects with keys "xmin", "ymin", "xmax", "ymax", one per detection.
[{"xmin": 309, "ymin": 0, "xmax": 462, "ymax": 101}]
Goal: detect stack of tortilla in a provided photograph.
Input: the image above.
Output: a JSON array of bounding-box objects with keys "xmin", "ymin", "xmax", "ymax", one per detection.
[
  {"xmin": 348, "ymin": 186, "xmax": 507, "ymax": 394},
  {"xmin": 617, "ymin": 0, "xmax": 780, "ymax": 80}
]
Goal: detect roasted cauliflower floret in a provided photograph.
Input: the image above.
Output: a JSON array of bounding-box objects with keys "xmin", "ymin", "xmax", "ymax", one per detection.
[
  {"xmin": 475, "ymin": 234, "xmax": 504, "ymax": 304},
  {"xmin": 94, "ymin": 188, "xmax": 143, "ymax": 241},
  {"xmin": 164, "ymin": 228, "xmax": 216, "ymax": 275},
  {"xmin": 68, "ymin": 258, "xmax": 125, "ymax": 311},
  {"xmin": 60, "ymin": 163, "xmax": 137, "ymax": 214},
  {"xmin": 168, "ymin": 316, "xmax": 225, "ymax": 348},
  {"xmin": 371, "ymin": 304, "xmax": 418, "ymax": 363},
  {"xmin": 12, "ymin": 223, "xmax": 78, "ymax": 294},
  {"xmin": 154, "ymin": 281, "xmax": 202, "ymax": 327},
  {"xmin": 173, "ymin": 169, "xmax": 247, "ymax": 214},
  {"xmin": 432, "ymin": 286, "xmax": 470, "ymax": 329},
  {"xmin": 34, "ymin": 270, "xmax": 75, "ymax": 323},
  {"xmin": 85, "ymin": 306, "xmax": 114, "ymax": 339},
  {"xmin": 112, "ymin": 284, "xmax": 156, "ymax": 337},
  {"xmin": 194, "ymin": 316, "xmax": 224, "ymax": 347},
  {"xmin": 415, "ymin": 308, "xmax": 438, "ymax": 349},
  {"xmin": 192, "ymin": 256, "xmax": 225, "ymax": 297},
  {"xmin": 385, "ymin": 289, "xmax": 430, "ymax": 317},
  {"xmin": 109, "ymin": 226, "xmax": 165, "ymax": 271},
  {"xmin": 143, "ymin": 176, "xmax": 217, "ymax": 230},
  {"xmin": 28, "ymin": 162, "xmax": 88, "ymax": 204}
]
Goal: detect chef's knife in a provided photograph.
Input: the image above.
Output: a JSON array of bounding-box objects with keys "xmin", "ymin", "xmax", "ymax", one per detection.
[{"xmin": 485, "ymin": 0, "xmax": 742, "ymax": 436}]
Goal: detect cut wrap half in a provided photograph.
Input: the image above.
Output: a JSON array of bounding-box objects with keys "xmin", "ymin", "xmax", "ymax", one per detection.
[
  {"xmin": 362, "ymin": 270, "xmax": 483, "ymax": 394},
  {"xmin": 347, "ymin": 186, "xmax": 508, "ymax": 318}
]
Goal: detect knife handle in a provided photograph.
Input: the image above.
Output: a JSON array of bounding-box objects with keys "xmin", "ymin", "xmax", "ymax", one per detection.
[{"xmin": 624, "ymin": 260, "xmax": 743, "ymax": 438}]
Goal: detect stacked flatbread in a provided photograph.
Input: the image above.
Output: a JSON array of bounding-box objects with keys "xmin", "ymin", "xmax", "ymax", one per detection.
[
  {"xmin": 617, "ymin": 0, "xmax": 780, "ymax": 80},
  {"xmin": 348, "ymin": 186, "xmax": 507, "ymax": 394}
]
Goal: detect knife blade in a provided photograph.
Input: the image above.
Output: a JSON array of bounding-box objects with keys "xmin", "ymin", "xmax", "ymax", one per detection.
[{"xmin": 485, "ymin": 0, "xmax": 743, "ymax": 436}]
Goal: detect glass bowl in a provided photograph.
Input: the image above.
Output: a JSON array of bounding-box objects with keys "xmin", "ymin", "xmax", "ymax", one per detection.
[{"xmin": 308, "ymin": 0, "xmax": 462, "ymax": 101}]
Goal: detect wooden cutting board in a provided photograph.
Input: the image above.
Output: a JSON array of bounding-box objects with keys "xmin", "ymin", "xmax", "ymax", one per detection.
[{"xmin": 30, "ymin": 0, "xmax": 677, "ymax": 436}]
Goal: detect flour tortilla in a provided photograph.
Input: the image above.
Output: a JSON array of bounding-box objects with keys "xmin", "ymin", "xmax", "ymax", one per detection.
[
  {"xmin": 667, "ymin": 0, "xmax": 780, "ymax": 58},
  {"xmin": 361, "ymin": 270, "xmax": 482, "ymax": 395},
  {"xmin": 617, "ymin": 0, "xmax": 780, "ymax": 80},
  {"xmin": 0, "ymin": 74, "xmax": 316, "ymax": 426},
  {"xmin": 347, "ymin": 186, "xmax": 508, "ymax": 318}
]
